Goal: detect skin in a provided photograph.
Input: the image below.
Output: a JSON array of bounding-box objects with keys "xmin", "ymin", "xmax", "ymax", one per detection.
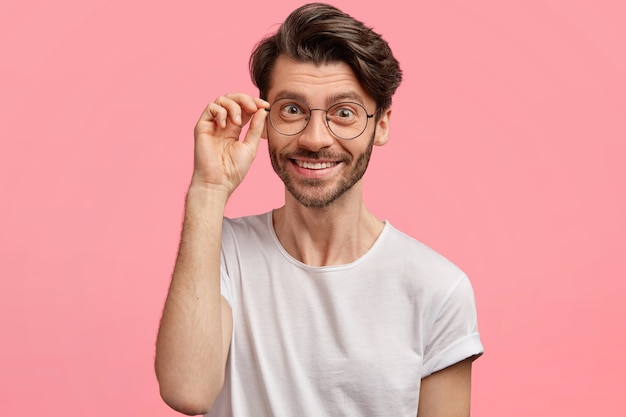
[
  {"xmin": 265, "ymin": 56, "xmax": 390, "ymax": 266},
  {"xmin": 155, "ymin": 55, "xmax": 473, "ymax": 416},
  {"xmin": 418, "ymin": 358, "xmax": 474, "ymax": 417}
]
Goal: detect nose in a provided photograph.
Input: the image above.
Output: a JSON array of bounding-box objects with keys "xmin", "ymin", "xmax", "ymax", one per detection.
[{"xmin": 296, "ymin": 109, "xmax": 335, "ymax": 151}]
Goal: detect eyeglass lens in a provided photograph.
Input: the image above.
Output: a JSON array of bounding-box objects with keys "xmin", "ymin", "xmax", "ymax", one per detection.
[{"xmin": 268, "ymin": 98, "xmax": 371, "ymax": 140}]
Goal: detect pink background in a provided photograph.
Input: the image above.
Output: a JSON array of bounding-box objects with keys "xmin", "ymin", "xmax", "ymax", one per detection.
[{"xmin": 1, "ymin": 0, "xmax": 624, "ymax": 415}]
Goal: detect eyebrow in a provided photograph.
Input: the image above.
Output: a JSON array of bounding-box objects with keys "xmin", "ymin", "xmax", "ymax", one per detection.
[
  {"xmin": 326, "ymin": 92, "xmax": 365, "ymax": 106},
  {"xmin": 273, "ymin": 90, "xmax": 308, "ymax": 103},
  {"xmin": 273, "ymin": 90, "xmax": 366, "ymax": 107}
]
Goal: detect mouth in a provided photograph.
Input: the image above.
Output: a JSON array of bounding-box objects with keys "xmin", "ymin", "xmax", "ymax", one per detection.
[{"xmin": 293, "ymin": 160, "xmax": 339, "ymax": 170}]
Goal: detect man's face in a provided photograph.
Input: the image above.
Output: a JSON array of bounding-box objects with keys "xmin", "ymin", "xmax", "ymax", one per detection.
[{"xmin": 265, "ymin": 55, "xmax": 390, "ymax": 209}]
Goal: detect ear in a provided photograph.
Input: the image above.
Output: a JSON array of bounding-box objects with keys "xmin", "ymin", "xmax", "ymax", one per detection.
[{"xmin": 373, "ymin": 107, "xmax": 392, "ymax": 146}]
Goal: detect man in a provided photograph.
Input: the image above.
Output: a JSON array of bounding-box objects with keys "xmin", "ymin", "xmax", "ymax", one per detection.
[{"xmin": 155, "ymin": 3, "xmax": 483, "ymax": 416}]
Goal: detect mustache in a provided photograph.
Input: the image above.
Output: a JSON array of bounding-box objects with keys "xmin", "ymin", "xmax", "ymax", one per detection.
[{"xmin": 282, "ymin": 149, "xmax": 350, "ymax": 161}]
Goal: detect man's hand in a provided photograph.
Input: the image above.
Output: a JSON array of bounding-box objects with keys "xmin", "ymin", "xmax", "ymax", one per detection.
[{"xmin": 192, "ymin": 93, "xmax": 269, "ymax": 197}]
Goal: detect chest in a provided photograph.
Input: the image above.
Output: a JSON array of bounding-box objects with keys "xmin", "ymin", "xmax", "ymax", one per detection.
[{"xmin": 229, "ymin": 264, "xmax": 424, "ymax": 406}]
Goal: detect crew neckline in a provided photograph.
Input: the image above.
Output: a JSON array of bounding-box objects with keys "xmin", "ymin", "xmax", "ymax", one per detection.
[{"xmin": 264, "ymin": 211, "xmax": 392, "ymax": 271}]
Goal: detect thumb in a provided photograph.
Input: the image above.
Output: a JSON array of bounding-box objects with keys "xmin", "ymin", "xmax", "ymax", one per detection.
[{"xmin": 242, "ymin": 107, "xmax": 269, "ymax": 151}]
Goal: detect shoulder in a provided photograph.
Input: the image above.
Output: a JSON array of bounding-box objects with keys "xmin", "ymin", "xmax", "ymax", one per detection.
[
  {"xmin": 222, "ymin": 211, "xmax": 272, "ymax": 238},
  {"xmin": 220, "ymin": 211, "xmax": 277, "ymax": 259},
  {"xmin": 379, "ymin": 223, "xmax": 466, "ymax": 284},
  {"xmin": 374, "ymin": 223, "xmax": 478, "ymax": 315}
]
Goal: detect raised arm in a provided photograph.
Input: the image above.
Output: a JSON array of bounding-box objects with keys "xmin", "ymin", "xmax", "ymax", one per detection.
[
  {"xmin": 417, "ymin": 358, "xmax": 474, "ymax": 417},
  {"xmin": 155, "ymin": 94, "xmax": 268, "ymax": 415}
]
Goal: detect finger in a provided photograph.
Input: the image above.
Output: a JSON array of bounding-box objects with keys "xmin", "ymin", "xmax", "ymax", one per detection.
[
  {"xmin": 215, "ymin": 94, "xmax": 259, "ymax": 126},
  {"xmin": 238, "ymin": 97, "xmax": 270, "ymax": 128},
  {"xmin": 253, "ymin": 97, "xmax": 270, "ymax": 109},
  {"xmin": 242, "ymin": 107, "xmax": 269, "ymax": 151},
  {"xmin": 200, "ymin": 95, "xmax": 269, "ymax": 132},
  {"xmin": 220, "ymin": 94, "xmax": 270, "ymax": 124},
  {"xmin": 205, "ymin": 102, "xmax": 229, "ymax": 128},
  {"xmin": 212, "ymin": 96, "xmax": 242, "ymax": 127},
  {"xmin": 222, "ymin": 94, "xmax": 268, "ymax": 110}
]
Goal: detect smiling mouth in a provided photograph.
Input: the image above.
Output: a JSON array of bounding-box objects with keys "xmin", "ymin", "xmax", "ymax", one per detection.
[{"xmin": 294, "ymin": 160, "xmax": 338, "ymax": 170}]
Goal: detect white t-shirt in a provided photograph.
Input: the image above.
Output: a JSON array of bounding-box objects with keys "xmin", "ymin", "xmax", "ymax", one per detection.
[{"xmin": 207, "ymin": 212, "xmax": 483, "ymax": 417}]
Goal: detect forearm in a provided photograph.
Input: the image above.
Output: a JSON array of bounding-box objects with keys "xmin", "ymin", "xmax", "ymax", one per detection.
[
  {"xmin": 155, "ymin": 94, "xmax": 267, "ymax": 414},
  {"xmin": 155, "ymin": 184, "xmax": 230, "ymax": 414}
]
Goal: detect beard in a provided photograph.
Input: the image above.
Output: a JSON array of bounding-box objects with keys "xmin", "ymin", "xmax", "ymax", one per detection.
[{"xmin": 268, "ymin": 131, "xmax": 376, "ymax": 209}]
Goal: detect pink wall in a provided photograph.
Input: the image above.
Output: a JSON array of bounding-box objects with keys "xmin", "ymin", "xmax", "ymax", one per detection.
[{"xmin": 1, "ymin": 0, "xmax": 624, "ymax": 415}]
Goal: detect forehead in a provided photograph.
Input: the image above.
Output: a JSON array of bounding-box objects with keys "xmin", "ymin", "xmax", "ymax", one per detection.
[{"xmin": 267, "ymin": 55, "xmax": 373, "ymax": 106}]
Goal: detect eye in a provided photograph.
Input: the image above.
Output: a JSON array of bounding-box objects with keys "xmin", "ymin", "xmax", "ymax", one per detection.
[
  {"xmin": 285, "ymin": 105, "xmax": 301, "ymax": 114},
  {"xmin": 278, "ymin": 101, "xmax": 307, "ymax": 118},
  {"xmin": 335, "ymin": 108, "xmax": 355, "ymax": 118},
  {"xmin": 328, "ymin": 103, "xmax": 362, "ymax": 125}
]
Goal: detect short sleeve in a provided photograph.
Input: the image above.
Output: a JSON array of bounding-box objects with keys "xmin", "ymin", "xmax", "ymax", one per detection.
[
  {"xmin": 421, "ymin": 275, "xmax": 484, "ymax": 377},
  {"xmin": 219, "ymin": 260, "xmax": 233, "ymax": 306},
  {"xmin": 219, "ymin": 219, "xmax": 234, "ymax": 306}
]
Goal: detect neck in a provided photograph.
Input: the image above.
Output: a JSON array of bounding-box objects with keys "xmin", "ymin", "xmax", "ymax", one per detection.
[{"xmin": 272, "ymin": 186, "xmax": 384, "ymax": 267}]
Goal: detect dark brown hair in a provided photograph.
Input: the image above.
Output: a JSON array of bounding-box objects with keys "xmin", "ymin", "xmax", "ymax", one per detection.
[{"xmin": 249, "ymin": 2, "xmax": 402, "ymax": 116}]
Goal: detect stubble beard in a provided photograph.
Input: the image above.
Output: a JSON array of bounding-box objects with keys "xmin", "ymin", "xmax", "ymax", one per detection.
[{"xmin": 268, "ymin": 132, "xmax": 376, "ymax": 209}]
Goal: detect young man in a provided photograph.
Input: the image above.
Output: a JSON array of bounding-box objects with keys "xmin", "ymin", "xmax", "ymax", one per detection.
[{"xmin": 155, "ymin": 3, "xmax": 483, "ymax": 416}]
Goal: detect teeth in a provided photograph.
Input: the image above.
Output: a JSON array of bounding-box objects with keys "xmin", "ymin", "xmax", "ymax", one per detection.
[{"xmin": 296, "ymin": 160, "xmax": 337, "ymax": 169}]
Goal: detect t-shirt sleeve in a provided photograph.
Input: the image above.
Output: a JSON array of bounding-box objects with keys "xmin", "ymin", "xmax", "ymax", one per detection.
[
  {"xmin": 219, "ymin": 254, "xmax": 233, "ymax": 306},
  {"xmin": 421, "ymin": 274, "xmax": 484, "ymax": 377},
  {"xmin": 219, "ymin": 218, "xmax": 234, "ymax": 306}
]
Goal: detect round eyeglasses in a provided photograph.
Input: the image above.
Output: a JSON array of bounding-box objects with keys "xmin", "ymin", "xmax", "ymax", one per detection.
[{"xmin": 265, "ymin": 98, "xmax": 375, "ymax": 140}]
